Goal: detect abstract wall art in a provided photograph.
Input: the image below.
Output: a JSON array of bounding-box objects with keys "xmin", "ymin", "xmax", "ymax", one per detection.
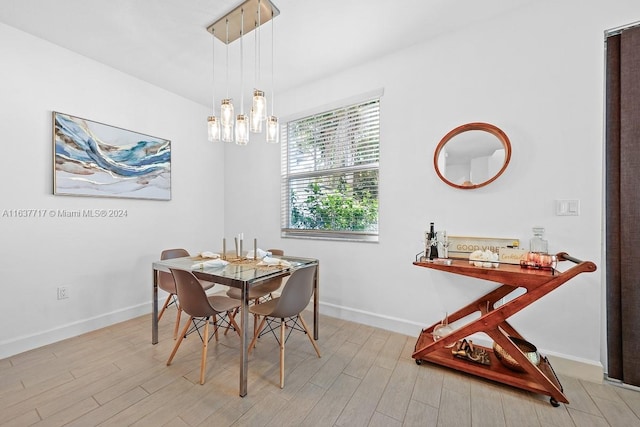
[{"xmin": 53, "ymin": 112, "xmax": 171, "ymax": 200}]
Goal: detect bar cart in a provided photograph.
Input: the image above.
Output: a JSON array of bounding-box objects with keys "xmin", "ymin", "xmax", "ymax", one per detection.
[{"xmin": 412, "ymin": 253, "xmax": 597, "ymax": 406}]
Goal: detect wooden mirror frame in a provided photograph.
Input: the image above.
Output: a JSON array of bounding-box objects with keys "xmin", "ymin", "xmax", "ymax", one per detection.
[{"xmin": 433, "ymin": 122, "xmax": 512, "ymax": 190}]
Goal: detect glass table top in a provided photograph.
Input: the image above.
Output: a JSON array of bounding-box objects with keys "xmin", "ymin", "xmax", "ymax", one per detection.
[{"xmin": 153, "ymin": 255, "xmax": 317, "ymax": 285}]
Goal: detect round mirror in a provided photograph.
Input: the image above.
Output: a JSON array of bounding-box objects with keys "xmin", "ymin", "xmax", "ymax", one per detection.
[{"xmin": 434, "ymin": 122, "xmax": 511, "ymax": 190}]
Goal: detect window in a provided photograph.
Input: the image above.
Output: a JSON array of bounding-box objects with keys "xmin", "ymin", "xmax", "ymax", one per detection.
[{"xmin": 281, "ymin": 92, "xmax": 381, "ymax": 242}]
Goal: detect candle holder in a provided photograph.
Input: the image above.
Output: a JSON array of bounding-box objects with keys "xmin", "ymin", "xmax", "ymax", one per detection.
[
  {"xmin": 222, "ymin": 238, "xmax": 226, "ymax": 260},
  {"xmin": 520, "ymin": 252, "xmax": 557, "ymax": 271},
  {"xmin": 253, "ymin": 238, "xmax": 257, "ymax": 260}
]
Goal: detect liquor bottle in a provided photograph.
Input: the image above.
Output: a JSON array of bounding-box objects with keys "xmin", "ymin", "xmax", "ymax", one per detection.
[
  {"xmin": 529, "ymin": 226, "xmax": 548, "ymax": 254},
  {"xmin": 429, "ymin": 222, "xmax": 439, "ymax": 260}
]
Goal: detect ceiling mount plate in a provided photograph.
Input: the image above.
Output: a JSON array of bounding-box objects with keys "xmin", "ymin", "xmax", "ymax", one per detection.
[{"xmin": 206, "ymin": 0, "xmax": 280, "ymax": 44}]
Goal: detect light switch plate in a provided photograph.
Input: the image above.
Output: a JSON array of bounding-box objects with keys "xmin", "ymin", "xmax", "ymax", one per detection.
[{"xmin": 556, "ymin": 199, "xmax": 580, "ymax": 216}]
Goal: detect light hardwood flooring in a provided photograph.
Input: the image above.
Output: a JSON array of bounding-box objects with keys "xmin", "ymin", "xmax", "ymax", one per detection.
[{"xmin": 1, "ymin": 310, "xmax": 640, "ymax": 426}]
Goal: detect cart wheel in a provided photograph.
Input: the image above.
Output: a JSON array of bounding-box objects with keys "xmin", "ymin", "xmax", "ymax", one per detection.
[
  {"xmin": 550, "ymin": 397, "xmax": 560, "ymax": 407},
  {"xmin": 415, "ymin": 359, "xmax": 423, "ymax": 365}
]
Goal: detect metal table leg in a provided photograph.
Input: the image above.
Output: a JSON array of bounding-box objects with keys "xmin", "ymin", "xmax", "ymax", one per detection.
[
  {"xmin": 152, "ymin": 268, "xmax": 159, "ymax": 344},
  {"xmin": 313, "ymin": 263, "xmax": 319, "ymax": 340},
  {"xmin": 239, "ymin": 282, "xmax": 249, "ymax": 397}
]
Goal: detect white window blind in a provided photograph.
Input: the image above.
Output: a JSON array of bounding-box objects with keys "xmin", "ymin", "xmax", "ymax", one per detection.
[{"xmin": 281, "ymin": 95, "xmax": 380, "ymax": 241}]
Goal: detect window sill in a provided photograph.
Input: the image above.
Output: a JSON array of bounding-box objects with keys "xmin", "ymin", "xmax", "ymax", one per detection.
[{"xmin": 281, "ymin": 229, "xmax": 379, "ymax": 243}]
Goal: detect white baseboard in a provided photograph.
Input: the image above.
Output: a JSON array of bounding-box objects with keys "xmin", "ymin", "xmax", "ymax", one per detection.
[
  {"xmin": 543, "ymin": 353, "xmax": 604, "ymax": 384},
  {"xmin": 319, "ymin": 301, "xmax": 604, "ymax": 383},
  {"xmin": 0, "ymin": 303, "xmax": 149, "ymax": 359},
  {"xmin": 319, "ymin": 301, "xmax": 426, "ymax": 337}
]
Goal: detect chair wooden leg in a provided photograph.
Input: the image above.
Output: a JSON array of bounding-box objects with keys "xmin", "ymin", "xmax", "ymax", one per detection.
[
  {"xmin": 248, "ymin": 316, "xmax": 267, "ymax": 354},
  {"xmin": 224, "ymin": 307, "xmax": 239, "ymax": 336},
  {"xmin": 298, "ymin": 314, "xmax": 321, "ymax": 357},
  {"xmin": 279, "ymin": 318, "xmax": 285, "ymax": 388},
  {"xmin": 158, "ymin": 294, "xmax": 172, "ymax": 321},
  {"xmin": 173, "ymin": 306, "xmax": 182, "ymax": 340},
  {"xmin": 228, "ymin": 311, "xmax": 242, "ymax": 338},
  {"xmin": 200, "ymin": 317, "xmax": 209, "ymax": 385},
  {"xmin": 167, "ymin": 316, "xmax": 192, "ymax": 366},
  {"xmin": 213, "ymin": 317, "xmax": 219, "ymax": 342}
]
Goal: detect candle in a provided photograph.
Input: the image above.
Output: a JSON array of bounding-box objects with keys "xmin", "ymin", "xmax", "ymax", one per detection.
[
  {"xmin": 234, "ymin": 237, "xmax": 239, "ymax": 258},
  {"xmin": 254, "ymin": 238, "xmax": 257, "ymax": 260},
  {"xmin": 222, "ymin": 238, "xmax": 226, "ymax": 260}
]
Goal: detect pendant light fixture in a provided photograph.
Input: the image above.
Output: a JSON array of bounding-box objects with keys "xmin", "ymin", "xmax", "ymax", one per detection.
[
  {"xmin": 206, "ymin": 0, "xmax": 279, "ymax": 145},
  {"xmin": 252, "ymin": 90, "xmax": 267, "ymax": 123},
  {"xmin": 235, "ymin": 7, "xmax": 249, "ymax": 145},
  {"xmin": 220, "ymin": 18, "xmax": 234, "ymax": 142},
  {"xmin": 250, "ymin": 25, "xmax": 264, "ymax": 133},
  {"xmin": 207, "ymin": 115, "xmax": 220, "ymax": 142},
  {"xmin": 207, "ymin": 30, "xmax": 220, "ymax": 142},
  {"xmin": 265, "ymin": 7, "xmax": 279, "ymax": 143},
  {"xmin": 250, "ymin": 89, "xmax": 265, "ymax": 132},
  {"xmin": 250, "ymin": 1, "xmax": 266, "ymax": 133}
]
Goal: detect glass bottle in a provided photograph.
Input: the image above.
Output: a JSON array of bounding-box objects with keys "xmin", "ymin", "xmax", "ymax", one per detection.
[
  {"xmin": 424, "ymin": 231, "xmax": 431, "ymax": 261},
  {"xmin": 429, "ymin": 222, "xmax": 439, "ymax": 260},
  {"xmin": 438, "ymin": 230, "xmax": 449, "ymax": 259},
  {"xmin": 530, "ymin": 226, "xmax": 548, "ymax": 254}
]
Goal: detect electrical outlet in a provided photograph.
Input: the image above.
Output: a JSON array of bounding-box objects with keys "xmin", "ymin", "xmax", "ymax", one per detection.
[{"xmin": 57, "ymin": 286, "xmax": 69, "ymax": 300}]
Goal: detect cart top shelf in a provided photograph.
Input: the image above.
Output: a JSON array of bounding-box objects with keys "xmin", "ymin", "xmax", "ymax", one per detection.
[{"xmin": 413, "ymin": 252, "xmax": 597, "ymax": 289}]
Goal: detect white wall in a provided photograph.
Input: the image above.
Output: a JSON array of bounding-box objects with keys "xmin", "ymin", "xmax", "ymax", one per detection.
[
  {"xmin": 0, "ymin": 23, "xmax": 225, "ymax": 358},
  {"xmin": 224, "ymin": 0, "xmax": 638, "ymax": 380}
]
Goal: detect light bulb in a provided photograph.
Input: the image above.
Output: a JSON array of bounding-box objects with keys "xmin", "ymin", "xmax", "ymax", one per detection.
[
  {"xmin": 207, "ymin": 116, "xmax": 220, "ymax": 141},
  {"xmin": 252, "ymin": 89, "xmax": 266, "ymax": 122},
  {"xmin": 222, "ymin": 124, "xmax": 233, "ymax": 142},
  {"xmin": 235, "ymin": 114, "xmax": 249, "ymax": 145},
  {"xmin": 266, "ymin": 115, "xmax": 279, "ymax": 143},
  {"xmin": 250, "ymin": 108, "xmax": 263, "ymax": 133},
  {"xmin": 220, "ymin": 99, "xmax": 234, "ymax": 127}
]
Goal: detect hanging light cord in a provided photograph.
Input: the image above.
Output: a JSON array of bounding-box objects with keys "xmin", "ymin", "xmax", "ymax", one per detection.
[
  {"xmin": 257, "ymin": 1, "xmax": 261, "ymax": 84},
  {"xmin": 254, "ymin": 9, "xmax": 258, "ymax": 87},
  {"xmin": 225, "ymin": 19, "xmax": 230, "ymax": 98},
  {"xmin": 211, "ymin": 31, "xmax": 215, "ymax": 115},
  {"xmin": 270, "ymin": 9, "xmax": 275, "ymax": 115},
  {"xmin": 240, "ymin": 8, "xmax": 244, "ymax": 113}
]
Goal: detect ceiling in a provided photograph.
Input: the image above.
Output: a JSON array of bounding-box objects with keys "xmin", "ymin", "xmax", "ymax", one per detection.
[{"xmin": 0, "ymin": 0, "xmax": 533, "ymax": 107}]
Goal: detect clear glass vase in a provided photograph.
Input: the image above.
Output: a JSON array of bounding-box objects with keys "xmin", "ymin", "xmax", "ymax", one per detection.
[{"xmin": 530, "ymin": 226, "xmax": 548, "ymax": 254}]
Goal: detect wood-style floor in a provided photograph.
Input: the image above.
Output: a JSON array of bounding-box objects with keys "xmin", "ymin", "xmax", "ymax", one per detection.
[{"xmin": 1, "ymin": 309, "xmax": 639, "ymax": 426}]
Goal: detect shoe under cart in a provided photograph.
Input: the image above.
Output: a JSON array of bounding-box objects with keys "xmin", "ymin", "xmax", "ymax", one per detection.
[{"xmin": 411, "ymin": 253, "xmax": 597, "ymax": 407}]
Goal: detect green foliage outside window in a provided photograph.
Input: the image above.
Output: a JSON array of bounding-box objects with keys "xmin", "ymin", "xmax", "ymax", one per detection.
[{"xmin": 290, "ymin": 181, "xmax": 378, "ymax": 232}]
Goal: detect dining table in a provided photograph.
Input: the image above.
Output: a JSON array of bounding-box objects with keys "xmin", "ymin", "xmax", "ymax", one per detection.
[{"xmin": 151, "ymin": 254, "xmax": 319, "ymax": 397}]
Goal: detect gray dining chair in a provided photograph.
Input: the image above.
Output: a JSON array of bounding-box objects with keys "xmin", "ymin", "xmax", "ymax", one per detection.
[
  {"xmin": 158, "ymin": 248, "xmax": 215, "ymax": 340},
  {"xmin": 166, "ymin": 268, "xmax": 241, "ymax": 385},
  {"xmin": 248, "ymin": 264, "xmax": 320, "ymax": 388}
]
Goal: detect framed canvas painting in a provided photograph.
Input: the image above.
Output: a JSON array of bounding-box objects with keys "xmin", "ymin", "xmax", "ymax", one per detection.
[{"xmin": 53, "ymin": 112, "xmax": 171, "ymax": 200}]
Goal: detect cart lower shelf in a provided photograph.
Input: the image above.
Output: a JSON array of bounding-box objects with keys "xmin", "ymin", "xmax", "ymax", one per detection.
[{"xmin": 414, "ymin": 342, "xmax": 565, "ymax": 406}]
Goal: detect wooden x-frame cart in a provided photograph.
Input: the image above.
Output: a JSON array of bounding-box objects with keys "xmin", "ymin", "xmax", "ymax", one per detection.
[{"xmin": 412, "ymin": 253, "xmax": 597, "ymax": 407}]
